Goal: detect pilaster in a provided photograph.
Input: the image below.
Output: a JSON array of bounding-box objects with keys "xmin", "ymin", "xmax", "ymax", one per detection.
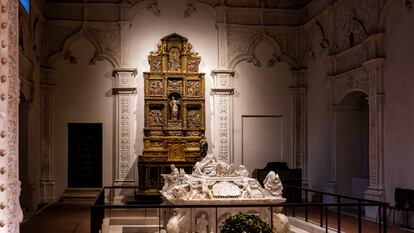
[
  {"xmin": 112, "ymin": 68, "xmax": 137, "ymax": 186},
  {"xmin": 290, "ymin": 68, "xmax": 308, "ymax": 188},
  {"xmin": 39, "ymin": 82, "xmax": 55, "ymax": 204},
  {"xmin": 363, "ymin": 58, "xmax": 386, "ymax": 208},
  {"xmin": 211, "ymin": 70, "xmax": 234, "ymax": 163},
  {"xmin": 119, "ymin": 21, "xmax": 131, "ymax": 67},
  {"xmin": 216, "ymin": 6, "xmax": 228, "ymax": 69}
]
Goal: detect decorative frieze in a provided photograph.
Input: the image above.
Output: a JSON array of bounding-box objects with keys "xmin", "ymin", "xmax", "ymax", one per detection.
[
  {"xmin": 113, "ymin": 68, "xmax": 137, "ymax": 185},
  {"xmin": 211, "ymin": 70, "xmax": 235, "ymax": 164}
]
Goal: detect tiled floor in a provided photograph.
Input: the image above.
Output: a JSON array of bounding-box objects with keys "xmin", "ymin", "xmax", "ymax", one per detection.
[{"xmin": 20, "ymin": 203, "xmax": 414, "ymax": 233}]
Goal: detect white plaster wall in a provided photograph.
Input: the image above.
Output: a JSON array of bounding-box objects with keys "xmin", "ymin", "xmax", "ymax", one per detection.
[
  {"xmin": 129, "ymin": 0, "xmax": 218, "ymax": 160},
  {"xmin": 306, "ymin": 33, "xmax": 330, "ymax": 190},
  {"xmin": 384, "ymin": 4, "xmax": 414, "ymax": 204},
  {"xmin": 233, "ymin": 41, "xmax": 293, "ymax": 171},
  {"xmin": 51, "ymin": 39, "xmax": 114, "ymax": 198}
]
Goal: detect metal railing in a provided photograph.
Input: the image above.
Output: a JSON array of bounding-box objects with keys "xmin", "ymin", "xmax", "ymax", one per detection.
[{"xmin": 90, "ymin": 186, "xmax": 389, "ymax": 233}]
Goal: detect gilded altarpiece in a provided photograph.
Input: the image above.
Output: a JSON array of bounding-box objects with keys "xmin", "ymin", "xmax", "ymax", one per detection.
[{"xmin": 138, "ymin": 34, "xmax": 205, "ymax": 190}]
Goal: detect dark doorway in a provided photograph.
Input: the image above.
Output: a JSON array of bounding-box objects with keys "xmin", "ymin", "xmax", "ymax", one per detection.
[
  {"xmin": 68, "ymin": 123, "xmax": 102, "ymax": 188},
  {"xmin": 19, "ymin": 93, "xmax": 31, "ymax": 212}
]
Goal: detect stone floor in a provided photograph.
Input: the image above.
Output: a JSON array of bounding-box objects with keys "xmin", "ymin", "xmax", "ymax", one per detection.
[{"xmin": 20, "ymin": 203, "xmax": 414, "ymax": 233}]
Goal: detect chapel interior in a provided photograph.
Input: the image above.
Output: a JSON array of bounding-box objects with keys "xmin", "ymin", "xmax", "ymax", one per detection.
[{"xmin": 6, "ymin": 0, "xmax": 414, "ymax": 232}]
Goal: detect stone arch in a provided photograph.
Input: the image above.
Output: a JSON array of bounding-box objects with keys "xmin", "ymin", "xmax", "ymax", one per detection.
[
  {"xmin": 228, "ymin": 32, "xmax": 299, "ymax": 69},
  {"xmin": 338, "ymin": 17, "xmax": 368, "ymax": 51},
  {"xmin": 46, "ymin": 27, "xmax": 120, "ymax": 67},
  {"xmin": 307, "ymin": 20, "xmax": 329, "ymax": 59},
  {"xmin": 127, "ymin": 0, "xmax": 217, "ymax": 22},
  {"xmin": 336, "ymin": 87, "xmax": 369, "ymax": 105}
]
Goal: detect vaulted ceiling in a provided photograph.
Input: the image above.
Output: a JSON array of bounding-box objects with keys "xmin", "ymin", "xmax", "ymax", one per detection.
[{"xmin": 44, "ymin": 0, "xmax": 313, "ymax": 9}]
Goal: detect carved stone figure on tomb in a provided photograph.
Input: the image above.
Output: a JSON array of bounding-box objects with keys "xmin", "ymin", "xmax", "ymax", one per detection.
[
  {"xmin": 166, "ymin": 209, "xmax": 188, "ymax": 233},
  {"xmin": 195, "ymin": 213, "xmax": 209, "ymax": 233},
  {"xmin": 170, "ymin": 164, "xmax": 179, "ymax": 174},
  {"xmin": 170, "ymin": 96, "xmax": 179, "ymax": 121},
  {"xmin": 237, "ymin": 165, "xmax": 249, "ymax": 177},
  {"xmin": 264, "ymin": 171, "xmax": 283, "ymax": 197},
  {"xmin": 192, "ymin": 154, "xmax": 217, "ymax": 176}
]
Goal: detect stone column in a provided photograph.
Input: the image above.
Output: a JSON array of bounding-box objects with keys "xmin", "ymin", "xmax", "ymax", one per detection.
[
  {"xmin": 39, "ymin": 83, "xmax": 55, "ymax": 203},
  {"xmin": 290, "ymin": 69, "xmax": 308, "ymax": 188},
  {"xmin": 363, "ymin": 58, "xmax": 386, "ymax": 211},
  {"xmin": 211, "ymin": 70, "xmax": 234, "ymax": 163},
  {"xmin": 0, "ymin": 0, "xmax": 22, "ymax": 231},
  {"xmin": 112, "ymin": 68, "xmax": 137, "ymax": 186}
]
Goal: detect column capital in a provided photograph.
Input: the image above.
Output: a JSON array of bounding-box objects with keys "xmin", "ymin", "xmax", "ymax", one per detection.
[
  {"xmin": 113, "ymin": 67, "xmax": 137, "ymax": 91},
  {"xmin": 211, "ymin": 69, "xmax": 235, "ymax": 76},
  {"xmin": 112, "ymin": 67, "xmax": 138, "ymax": 77},
  {"xmin": 211, "ymin": 69, "xmax": 235, "ymax": 90}
]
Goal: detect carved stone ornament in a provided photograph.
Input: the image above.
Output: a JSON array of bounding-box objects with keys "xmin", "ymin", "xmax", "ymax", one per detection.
[{"xmin": 161, "ymin": 155, "xmax": 286, "ymax": 202}]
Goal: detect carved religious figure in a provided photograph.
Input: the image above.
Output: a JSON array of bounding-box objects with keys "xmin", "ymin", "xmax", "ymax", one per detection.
[
  {"xmin": 264, "ymin": 171, "xmax": 283, "ymax": 197},
  {"xmin": 170, "ymin": 96, "xmax": 180, "ymax": 121},
  {"xmin": 168, "ymin": 48, "xmax": 181, "ymax": 72}
]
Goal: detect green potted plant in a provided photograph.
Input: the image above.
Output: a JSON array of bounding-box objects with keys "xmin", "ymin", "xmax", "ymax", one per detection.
[{"xmin": 220, "ymin": 212, "xmax": 271, "ymax": 233}]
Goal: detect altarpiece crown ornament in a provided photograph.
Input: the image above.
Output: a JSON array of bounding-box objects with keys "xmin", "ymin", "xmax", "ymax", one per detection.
[{"xmin": 138, "ymin": 33, "xmax": 205, "ymax": 190}]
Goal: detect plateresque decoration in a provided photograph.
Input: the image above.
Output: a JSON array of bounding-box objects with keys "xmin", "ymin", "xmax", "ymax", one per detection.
[
  {"xmin": 161, "ymin": 159, "xmax": 289, "ymax": 233},
  {"xmin": 161, "ymin": 155, "xmax": 285, "ymax": 202},
  {"xmin": 139, "ymin": 33, "xmax": 205, "ymax": 190}
]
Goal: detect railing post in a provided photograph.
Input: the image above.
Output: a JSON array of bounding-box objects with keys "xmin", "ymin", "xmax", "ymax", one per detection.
[
  {"xmin": 358, "ymin": 200, "xmax": 362, "ymax": 233},
  {"xmin": 90, "ymin": 205, "xmax": 96, "ymax": 233},
  {"xmin": 337, "ymin": 196, "xmax": 341, "ymax": 233},
  {"xmin": 325, "ymin": 205, "xmax": 328, "ymax": 233},
  {"xmin": 271, "ymin": 206, "xmax": 273, "ymax": 233},
  {"xmin": 383, "ymin": 204, "xmax": 387, "ymax": 233},
  {"xmin": 378, "ymin": 206, "xmax": 382, "ymax": 233},
  {"xmin": 305, "ymin": 189, "xmax": 309, "ymax": 222},
  {"xmin": 320, "ymin": 193, "xmax": 324, "ymax": 227},
  {"xmin": 215, "ymin": 207, "xmax": 218, "ymax": 233}
]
